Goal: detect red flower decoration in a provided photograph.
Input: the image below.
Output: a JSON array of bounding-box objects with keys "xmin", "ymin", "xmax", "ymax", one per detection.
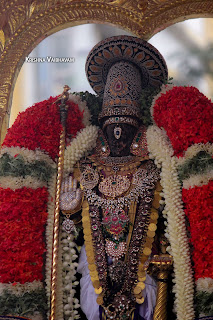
[
  {"xmin": 182, "ymin": 181, "xmax": 213, "ymax": 280},
  {"xmin": 3, "ymin": 96, "xmax": 84, "ymax": 160},
  {"xmin": 0, "ymin": 187, "xmax": 49, "ymax": 283},
  {"xmin": 153, "ymin": 86, "xmax": 213, "ymax": 157}
]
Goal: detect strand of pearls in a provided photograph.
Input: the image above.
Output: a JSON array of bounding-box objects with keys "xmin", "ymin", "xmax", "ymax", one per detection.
[
  {"xmin": 64, "ymin": 125, "xmax": 98, "ymax": 176},
  {"xmin": 146, "ymin": 125, "xmax": 195, "ymax": 320}
]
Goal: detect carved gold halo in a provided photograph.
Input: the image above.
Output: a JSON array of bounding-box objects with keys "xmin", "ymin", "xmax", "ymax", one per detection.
[
  {"xmin": 1, "ymin": 1, "xmax": 213, "ymax": 143},
  {"xmin": 0, "ymin": 1, "xmax": 211, "ymax": 319}
]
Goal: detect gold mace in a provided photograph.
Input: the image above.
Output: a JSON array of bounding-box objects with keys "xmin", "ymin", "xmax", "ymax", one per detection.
[
  {"xmin": 50, "ymin": 85, "xmax": 70, "ymax": 320},
  {"xmin": 150, "ymin": 254, "xmax": 173, "ymax": 320}
]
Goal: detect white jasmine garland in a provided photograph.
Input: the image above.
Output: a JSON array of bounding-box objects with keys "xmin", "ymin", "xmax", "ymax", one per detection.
[
  {"xmin": 61, "ymin": 231, "xmax": 80, "ymax": 320},
  {"xmin": 150, "ymin": 84, "xmax": 174, "ymax": 119},
  {"xmin": 146, "ymin": 125, "xmax": 195, "ymax": 320},
  {"xmin": 61, "ymin": 125, "xmax": 98, "ymax": 319},
  {"xmin": 176, "ymin": 142, "xmax": 213, "ymax": 166},
  {"xmin": 69, "ymin": 94, "xmax": 91, "ymax": 127},
  {"xmin": 0, "ymin": 176, "xmax": 47, "ymax": 190},
  {"xmin": 183, "ymin": 170, "xmax": 213, "ymax": 189},
  {"xmin": 196, "ymin": 277, "xmax": 213, "ymax": 294},
  {"xmin": 64, "ymin": 125, "xmax": 98, "ymax": 175},
  {"xmin": 0, "ymin": 280, "xmax": 43, "ymax": 296},
  {"xmin": 0, "ymin": 146, "xmax": 56, "ymax": 168},
  {"xmin": 45, "ymin": 123, "xmax": 97, "ymax": 317}
]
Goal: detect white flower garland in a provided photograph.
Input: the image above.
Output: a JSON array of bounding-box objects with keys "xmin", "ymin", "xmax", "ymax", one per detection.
[
  {"xmin": 196, "ymin": 277, "xmax": 213, "ymax": 294},
  {"xmin": 146, "ymin": 125, "xmax": 195, "ymax": 320},
  {"xmin": 0, "ymin": 176, "xmax": 47, "ymax": 190},
  {"xmin": 176, "ymin": 142, "xmax": 213, "ymax": 165},
  {"xmin": 56, "ymin": 234, "xmax": 64, "ymax": 320},
  {"xmin": 0, "ymin": 280, "xmax": 43, "ymax": 296},
  {"xmin": 0, "ymin": 146, "xmax": 56, "ymax": 168},
  {"xmin": 175, "ymin": 142, "xmax": 213, "ymax": 188},
  {"xmin": 68, "ymin": 94, "xmax": 91, "ymax": 128},
  {"xmin": 0, "ymin": 146, "xmax": 56, "ymax": 190},
  {"xmin": 60, "ymin": 124, "xmax": 98, "ymax": 319},
  {"xmin": 61, "ymin": 231, "xmax": 81, "ymax": 320},
  {"xmin": 183, "ymin": 170, "xmax": 213, "ymax": 189},
  {"xmin": 64, "ymin": 125, "xmax": 99, "ymax": 176}
]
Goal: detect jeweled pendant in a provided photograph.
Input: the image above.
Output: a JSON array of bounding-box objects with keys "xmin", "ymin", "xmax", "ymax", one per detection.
[
  {"xmin": 62, "ymin": 218, "xmax": 75, "ymax": 234},
  {"xmin": 114, "ymin": 126, "xmax": 122, "ymax": 139},
  {"xmin": 106, "ymin": 240, "xmax": 127, "ymax": 260}
]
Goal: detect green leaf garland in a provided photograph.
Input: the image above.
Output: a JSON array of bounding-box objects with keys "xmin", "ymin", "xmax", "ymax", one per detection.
[
  {"xmin": 0, "ymin": 153, "xmax": 55, "ymax": 182},
  {"xmin": 0, "ymin": 288, "xmax": 47, "ymax": 318},
  {"xmin": 178, "ymin": 151, "xmax": 213, "ymax": 182}
]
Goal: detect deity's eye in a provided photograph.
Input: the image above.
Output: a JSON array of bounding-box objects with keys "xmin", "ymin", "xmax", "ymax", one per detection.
[{"xmin": 114, "ymin": 126, "xmax": 122, "ymax": 139}]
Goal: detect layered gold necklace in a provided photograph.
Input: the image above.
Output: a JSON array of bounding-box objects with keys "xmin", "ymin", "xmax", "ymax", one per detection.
[{"xmin": 80, "ymin": 156, "xmax": 160, "ymax": 320}]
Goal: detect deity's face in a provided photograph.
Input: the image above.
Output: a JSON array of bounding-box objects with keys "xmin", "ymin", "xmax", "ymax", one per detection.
[{"xmin": 104, "ymin": 123, "xmax": 137, "ymax": 157}]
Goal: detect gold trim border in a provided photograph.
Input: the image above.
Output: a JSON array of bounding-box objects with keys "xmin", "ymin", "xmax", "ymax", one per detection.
[{"xmin": 1, "ymin": 1, "xmax": 213, "ymax": 142}]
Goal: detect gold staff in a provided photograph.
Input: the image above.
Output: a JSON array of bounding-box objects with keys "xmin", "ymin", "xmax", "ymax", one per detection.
[
  {"xmin": 50, "ymin": 85, "xmax": 70, "ymax": 320},
  {"xmin": 150, "ymin": 254, "xmax": 173, "ymax": 320}
]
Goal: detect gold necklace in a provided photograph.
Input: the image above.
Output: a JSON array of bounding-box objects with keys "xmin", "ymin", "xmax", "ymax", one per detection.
[{"xmin": 89, "ymin": 154, "xmax": 142, "ymax": 175}]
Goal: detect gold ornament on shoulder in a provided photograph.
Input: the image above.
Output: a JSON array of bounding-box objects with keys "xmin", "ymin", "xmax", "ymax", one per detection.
[{"xmin": 80, "ymin": 166, "xmax": 99, "ymax": 190}]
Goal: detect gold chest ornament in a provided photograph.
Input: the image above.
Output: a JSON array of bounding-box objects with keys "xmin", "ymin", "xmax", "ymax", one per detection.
[{"xmin": 98, "ymin": 174, "xmax": 131, "ymax": 198}]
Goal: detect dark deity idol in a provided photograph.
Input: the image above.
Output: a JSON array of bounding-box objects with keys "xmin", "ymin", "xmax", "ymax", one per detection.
[
  {"xmin": 1, "ymin": 35, "xmax": 212, "ymax": 320},
  {"xmin": 59, "ymin": 36, "xmax": 169, "ymax": 320}
]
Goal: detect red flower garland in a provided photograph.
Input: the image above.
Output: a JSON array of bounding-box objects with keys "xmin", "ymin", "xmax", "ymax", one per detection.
[
  {"xmin": 0, "ymin": 187, "xmax": 49, "ymax": 283},
  {"xmin": 153, "ymin": 86, "xmax": 213, "ymax": 157},
  {"xmin": 0, "ymin": 95, "xmax": 85, "ymax": 287},
  {"xmin": 3, "ymin": 96, "xmax": 84, "ymax": 160},
  {"xmin": 182, "ymin": 181, "xmax": 213, "ymax": 280}
]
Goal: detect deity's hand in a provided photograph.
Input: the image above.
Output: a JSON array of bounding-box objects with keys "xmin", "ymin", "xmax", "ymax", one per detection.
[{"xmin": 59, "ymin": 176, "xmax": 83, "ymax": 212}]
